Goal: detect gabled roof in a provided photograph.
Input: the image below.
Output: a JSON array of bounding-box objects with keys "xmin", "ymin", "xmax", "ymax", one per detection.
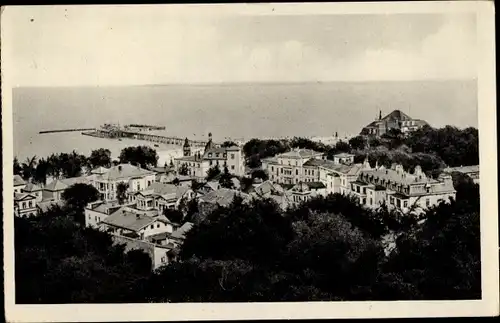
[
  {"xmin": 319, "ymin": 162, "xmax": 363, "ymax": 176},
  {"xmin": 23, "ymin": 182, "xmax": 42, "ymax": 192},
  {"xmin": 101, "ymin": 208, "xmax": 156, "ymax": 232},
  {"xmin": 171, "ymin": 222, "xmax": 194, "ymax": 240},
  {"xmin": 97, "ymin": 164, "xmax": 155, "ymax": 181},
  {"xmin": 136, "ymin": 182, "xmax": 190, "ymax": 201},
  {"xmin": 383, "ymin": 109, "xmax": 413, "ymax": 121},
  {"xmin": 44, "ymin": 176, "xmax": 89, "ymax": 191},
  {"xmin": 14, "ymin": 192, "xmax": 36, "ymax": 201},
  {"xmin": 199, "ymin": 188, "xmax": 250, "ymax": 207},
  {"xmin": 14, "ymin": 175, "xmax": 26, "ymax": 186}
]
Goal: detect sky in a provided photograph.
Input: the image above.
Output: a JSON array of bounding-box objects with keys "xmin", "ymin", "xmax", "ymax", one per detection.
[{"xmin": 3, "ymin": 5, "xmax": 478, "ymax": 87}]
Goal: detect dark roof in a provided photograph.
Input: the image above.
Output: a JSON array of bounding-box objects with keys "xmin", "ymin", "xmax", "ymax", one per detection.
[
  {"xmin": 101, "ymin": 208, "xmax": 156, "ymax": 232},
  {"xmin": 306, "ymin": 182, "xmax": 326, "ymax": 189},
  {"xmin": 303, "ymin": 158, "xmax": 327, "ymax": 167},
  {"xmin": 352, "ymin": 180, "xmax": 369, "ymax": 186}
]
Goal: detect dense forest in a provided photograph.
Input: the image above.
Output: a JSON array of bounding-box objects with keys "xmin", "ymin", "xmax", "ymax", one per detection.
[{"xmin": 15, "ymin": 170, "xmax": 480, "ymax": 303}]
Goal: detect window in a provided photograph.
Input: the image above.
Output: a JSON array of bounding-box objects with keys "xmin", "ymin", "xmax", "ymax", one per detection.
[
  {"xmin": 426, "ymin": 198, "xmax": 430, "ymax": 207},
  {"xmin": 296, "ymin": 169, "xmax": 299, "ymax": 175},
  {"xmin": 223, "ymin": 153, "xmax": 227, "ymax": 158},
  {"xmin": 150, "ymin": 225, "xmax": 154, "ymax": 229},
  {"xmin": 22, "ymin": 202, "xmax": 26, "ymax": 209},
  {"xmin": 95, "ymin": 216, "xmax": 98, "ymax": 221},
  {"xmin": 231, "ymin": 165, "xmax": 235, "ymax": 170},
  {"xmin": 404, "ymin": 201, "xmax": 408, "ymax": 208},
  {"xmin": 208, "ymin": 153, "xmax": 212, "ymax": 157},
  {"xmin": 216, "ymin": 153, "xmax": 220, "ymax": 158},
  {"xmin": 280, "ymin": 168, "xmax": 283, "ymax": 174},
  {"xmin": 288, "ymin": 161, "xmax": 291, "ymax": 166},
  {"xmin": 295, "ymin": 161, "xmax": 298, "ymax": 166},
  {"xmin": 231, "ymin": 154, "xmax": 235, "ymax": 159},
  {"xmin": 209, "ymin": 160, "xmax": 213, "ymax": 165},
  {"xmin": 271, "ymin": 166, "xmax": 274, "ymax": 172},
  {"xmin": 157, "ymin": 223, "xmax": 160, "ymax": 228},
  {"xmin": 369, "ymin": 198, "xmax": 373, "ymax": 205}
]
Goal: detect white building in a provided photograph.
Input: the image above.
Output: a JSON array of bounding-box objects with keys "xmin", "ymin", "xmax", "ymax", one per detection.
[
  {"xmin": 90, "ymin": 163, "xmax": 156, "ymax": 202},
  {"xmin": 174, "ymin": 134, "xmax": 245, "ymax": 180},
  {"xmin": 443, "ymin": 165, "xmax": 479, "ymax": 184},
  {"xmin": 349, "ymin": 164, "xmax": 456, "ymax": 214},
  {"xmin": 261, "ymin": 148, "xmax": 326, "ymax": 185}
]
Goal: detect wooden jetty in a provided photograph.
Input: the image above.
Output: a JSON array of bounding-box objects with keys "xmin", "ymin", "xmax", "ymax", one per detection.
[
  {"xmin": 40, "ymin": 128, "xmax": 96, "ymax": 134},
  {"xmin": 82, "ymin": 129, "xmax": 211, "ymax": 148}
]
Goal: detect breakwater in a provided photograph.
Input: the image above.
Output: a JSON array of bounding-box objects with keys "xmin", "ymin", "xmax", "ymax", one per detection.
[
  {"xmin": 40, "ymin": 128, "xmax": 96, "ymax": 134},
  {"xmin": 82, "ymin": 130, "xmax": 211, "ymax": 148}
]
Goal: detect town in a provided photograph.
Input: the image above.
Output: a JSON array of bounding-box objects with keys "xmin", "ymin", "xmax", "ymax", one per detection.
[{"xmin": 13, "ymin": 109, "xmax": 480, "ymax": 274}]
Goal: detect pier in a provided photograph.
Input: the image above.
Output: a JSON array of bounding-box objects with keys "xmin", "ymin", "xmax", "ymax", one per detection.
[
  {"xmin": 40, "ymin": 128, "xmax": 96, "ymax": 134},
  {"xmin": 82, "ymin": 129, "xmax": 211, "ymax": 148}
]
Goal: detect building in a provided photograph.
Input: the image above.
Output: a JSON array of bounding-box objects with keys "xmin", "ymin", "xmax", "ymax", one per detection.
[
  {"xmin": 317, "ymin": 159, "xmax": 365, "ymax": 195},
  {"xmin": 14, "ymin": 175, "xmax": 26, "ymax": 193},
  {"xmin": 42, "ymin": 176, "xmax": 91, "ymax": 202},
  {"xmin": 443, "ymin": 165, "xmax": 479, "ymax": 184},
  {"xmin": 174, "ymin": 133, "xmax": 245, "ymax": 180},
  {"xmin": 360, "ymin": 110, "xmax": 428, "ymax": 137},
  {"xmin": 21, "ymin": 183, "xmax": 43, "ymax": 202},
  {"xmin": 349, "ymin": 163, "xmax": 456, "ymax": 214},
  {"xmin": 14, "ymin": 192, "xmax": 38, "ymax": 217},
  {"xmin": 99, "ymin": 208, "xmax": 175, "ymax": 240},
  {"xmin": 84, "ymin": 200, "xmax": 125, "ymax": 228},
  {"xmin": 288, "ymin": 181, "xmax": 328, "ymax": 206},
  {"xmin": 127, "ymin": 182, "xmax": 195, "ymax": 215},
  {"xmin": 246, "ymin": 180, "xmax": 292, "ymax": 210},
  {"xmin": 261, "ymin": 148, "xmax": 326, "ymax": 184},
  {"xmin": 90, "ymin": 163, "xmax": 156, "ymax": 202}
]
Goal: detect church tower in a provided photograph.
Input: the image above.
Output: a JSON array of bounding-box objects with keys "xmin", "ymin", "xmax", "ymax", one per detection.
[
  {"xmin": 183, "ymin": 137, "xmax": 191, "ymax": 157},
  {"xmin": 204, "ymin": 132, "xmax": 215, "ymax": 153}
]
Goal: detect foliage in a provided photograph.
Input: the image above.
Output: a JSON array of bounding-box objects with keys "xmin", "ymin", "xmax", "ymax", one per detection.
[
  {"xmin": 219, "ymin": 166, "xmax": 234, "ymax": 189},
  {"xmin": 116, "ymin": 182, "xmax": 128, "ymax": 205},
  {"xmin": 89, "ymin": 148, "xmax": 112, "ymax": 168},
  {"xmin": 243, "ymin": 138, "xmax": 290, "ymax": 168},
  {"xmin": 119, "ymin": 146, "xmax": 158, "ymax": 169},
  {"xmin": 206, "ymin": 165, "xmax": 221, "ymax": 181},
  {"xmin": 251, "ymin": 169, "xmax": 269, "ymax": 181},
  {"xmin": 349, "ymin": 135, "xmax": 367, "ymax": 151},
  {"xmin": 178, "ymin": 163, "xmax": 189, "ymax": 176},
  {"xmin": 14, "ymin": 157, "xmax": 23, "ymax": 175},
  {"xmin": 221, "ymin": 141, "xmax": 238, "ymax": 148},
  {"xmin": 61, "ymin": 183, "xmax": 100, "ymax": 220},
  {"xmin": 163, "ymin": 208, "xmax": 184, "ymax": 224},
  {"xmin": 15, "ymin": 209, "xmax": 153, "ymax": 303}
]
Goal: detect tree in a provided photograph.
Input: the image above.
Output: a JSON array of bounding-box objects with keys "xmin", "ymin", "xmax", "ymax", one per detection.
[
  {"xmin": 89, "ymin": 148, "xmax": 112, "ymax": 168},
  {"xmin": 334, "ymin": 141, "xmax": 351, "ymax": 153},
  {"xmin": 33, "ymin": 158, "xmax": 49, "ymax": 186},
  {"xmin": 178, "ymin": 163, "xmax": 189, "ymax": 176},
  {"xmin": 349, "ymin": 135, "xmax": 367, "ymax": 151},
  {"xmin": 14, "ymin": 210, "xmax": 153, "ymax": 303},
  {"xmin": 119, "ymin": 146, "xmax": 158, "ymax": 169},
  {"xmin": 14, "ymin": 157, "xmax": 22, "ymax": 175},
  {"xmin": 21, "ymin": 156, "xmax": 37, "ymax": 181},
  {"xmin": 163, "ymin": 208, "xmax": 184, "ymax": 224},
  {"xmin": 219, "ymin": 166, "xmax": 234, "ymax": 189},
  {"xmin": 251, "ymin": 169, "xmax": 269, "ymax": 181},
  {"xmin": 61, "ymin": 183, "xmax": 100, "ymax": 214},
  {"xmin": 206, "ymin": 165, "xmax": 221, "ymax": 181},
  {"xmin": 221, "ymin": 141, "xmax": 238, "ymax": 148},
  {"xmin": 116, "ymin": 182, "xmax": 128, "ymax": 205}
]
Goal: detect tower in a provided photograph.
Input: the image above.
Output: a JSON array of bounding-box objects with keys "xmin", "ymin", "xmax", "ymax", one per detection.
[
  {"xmin": 204, "ymin": 132, "xmax": 215, "ymax": 153},
  {"xmin": 183, "ymin": 137, "xmax": 191, "ymax": 157},
  {"xmin": 379, "ymin": 110, "xmax": 382, "ymax": 120}
]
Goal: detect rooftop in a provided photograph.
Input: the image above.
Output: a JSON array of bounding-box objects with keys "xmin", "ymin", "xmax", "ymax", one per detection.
[
  {"xmin": 444, "ymin": 165, "xmax": 479, "ymax": 174},
  {"xmin": 14, "ymin": 192, "xmax": 36, "ymax": 201},
  {"xmin": 360, "ymin": 167, "xmax": 437, "ymax": 186},
  {"xmin": 91, "ymin": 166, "xmax": 109, "ymax": 175},
  {"xmin": 44, "ymin": 176, "xmax": 89, "ymax": 191},
  {"xmin": 171, "ymin": 222, "xmax": 194, "ymax": 240},
  {"xmin": 137, "ymin": 182, "xmax": 190, "ymax": 200},
  {"xmin": 101, "ymin": 208, "xmax": 156, "ymax": 232},
  {"xmin": 279, "ymin": 149, "xmax": 324, "ymax": 159},
  {"xmin": 199, "ymin": 188, "xmax": 250, "ymax": 207},
  {"xmin": 23, "ymin": 182, "xmax": 42, "ymax": 192},
  {"xmin": 334, "ymin": 153, "xmax": 355, "ymax": 158},
  {"xmin": 14, "ymin": 175, "xmax": 26, "ymax": 186},
  {"xmin": 97, "ymin": 164, "xmax": 155, "ymax": 181}
]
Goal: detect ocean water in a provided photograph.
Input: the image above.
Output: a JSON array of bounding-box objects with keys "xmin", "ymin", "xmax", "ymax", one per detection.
[{"xmin": 12, "ymin": 81, "xmax": 478, "ymax": 162}]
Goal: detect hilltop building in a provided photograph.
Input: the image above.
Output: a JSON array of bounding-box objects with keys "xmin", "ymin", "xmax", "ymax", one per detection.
[
  {"xmin": 360, "ymin": 110, "xmax": 428, "ymax": 137},
  {"xmin": 174, "ymin": 133, "xmax": 245, "ymax": 180}
]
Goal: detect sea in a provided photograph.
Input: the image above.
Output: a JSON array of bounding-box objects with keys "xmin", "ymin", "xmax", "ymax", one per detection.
[{"xmin": 12, "ymin": 80, "xmax": 478, "ymax": 164}]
